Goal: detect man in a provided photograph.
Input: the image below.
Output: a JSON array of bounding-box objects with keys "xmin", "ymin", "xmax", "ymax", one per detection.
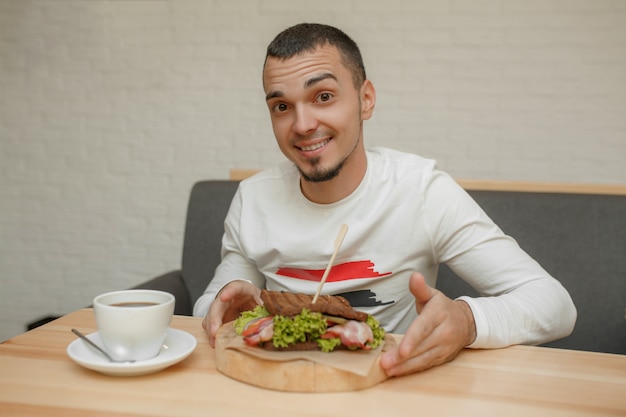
[{"xmin": 194, "ymin": 23, "xmax": 576, "ymax": 377}]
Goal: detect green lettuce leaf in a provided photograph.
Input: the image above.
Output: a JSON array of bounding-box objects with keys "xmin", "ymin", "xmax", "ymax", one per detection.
[
  {"xmin": 272, "ymin": 309, "xmax": 327, "ymax": 348},
  {"xmin": 234, "ymin": 305, "xmax": 270, "ymax": 334}
]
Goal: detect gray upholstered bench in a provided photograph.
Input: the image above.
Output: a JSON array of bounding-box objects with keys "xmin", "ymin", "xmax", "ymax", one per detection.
[{"xmin": 134, "ymin": 179, "xmax": 626, "ymax": 355}]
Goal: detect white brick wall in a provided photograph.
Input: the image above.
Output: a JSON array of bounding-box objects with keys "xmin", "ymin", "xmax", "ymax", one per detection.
[{"xmin": 1, "ymin": 0, "xmax": 625, "ymax": 341}]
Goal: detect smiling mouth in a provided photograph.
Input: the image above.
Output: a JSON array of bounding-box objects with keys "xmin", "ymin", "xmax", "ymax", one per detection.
[{"xmin": 298, "ymin": 139, "xmax": 330, "ymax": 152}]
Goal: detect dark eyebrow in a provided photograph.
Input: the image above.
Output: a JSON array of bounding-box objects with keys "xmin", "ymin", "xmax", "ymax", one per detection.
[
  {"xmin": 265, "ymin": 73, "xmax": 337, "ymax": 102},
  {"xmin": 265, "ymin": 90, "xmax": 283, "ymax": 101},
  {"xmin": 304, "ymin": 72, "xmax": 337, "ymax": 89}
]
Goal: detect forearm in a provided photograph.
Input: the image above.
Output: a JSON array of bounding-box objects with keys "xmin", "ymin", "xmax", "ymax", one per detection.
[{"xmin": 458, "ymin": 278, "xmax": 576, "ymax": 349}]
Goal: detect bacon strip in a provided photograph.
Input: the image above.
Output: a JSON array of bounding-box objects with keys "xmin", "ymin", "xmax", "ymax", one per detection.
[
  {"xmin": 321, "ymin": 320, "xmax": 373, "ymax": 350},
  {"xmin": 241, "ymin": 316, "xmax": 274, "ymax": 347}
]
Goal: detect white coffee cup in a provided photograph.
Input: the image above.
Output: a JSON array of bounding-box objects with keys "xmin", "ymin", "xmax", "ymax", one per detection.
[{"xmin": 93, "ymin": 289, "xmax": 175, "ymax": 362}]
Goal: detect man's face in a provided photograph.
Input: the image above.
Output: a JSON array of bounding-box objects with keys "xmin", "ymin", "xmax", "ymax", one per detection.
[{"xmin": 263, "ymin": 45, "xmax": 374, "ymax": 183}]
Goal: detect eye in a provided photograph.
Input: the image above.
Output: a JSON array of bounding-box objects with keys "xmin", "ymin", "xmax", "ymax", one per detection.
[
  {"xmin": 317, "ymin": 92, "xmax": 333, "ymax": 103},
  {"xmin": 272, "ymin": 102, "xmax": 289, "ymax": 113}
]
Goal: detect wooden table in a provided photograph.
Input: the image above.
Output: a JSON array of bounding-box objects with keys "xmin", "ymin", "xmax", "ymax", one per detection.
[{"xmin": 1, "ymin": 309, "xmax": 624, "ymax": 417}]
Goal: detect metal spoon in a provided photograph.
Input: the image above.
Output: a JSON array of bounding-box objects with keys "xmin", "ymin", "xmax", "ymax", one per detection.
[{"xmin": 71, "ymin": 328, "xmax": 136, "ymax": 364}]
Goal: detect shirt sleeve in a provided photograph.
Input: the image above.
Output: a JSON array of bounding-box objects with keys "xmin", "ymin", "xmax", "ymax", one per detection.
[
  {"xmin": 422, "ymin": 171, "xmax": 577, "ymax": 348},
  {"xmin": 192, "ymin": 188, "xmax": 266, "ymax": 318}
]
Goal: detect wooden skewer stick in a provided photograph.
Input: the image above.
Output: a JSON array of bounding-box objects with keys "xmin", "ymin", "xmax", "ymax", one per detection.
[{"xmin": 312, "ymin": 224, "xmax": 349, "ymax": 304}]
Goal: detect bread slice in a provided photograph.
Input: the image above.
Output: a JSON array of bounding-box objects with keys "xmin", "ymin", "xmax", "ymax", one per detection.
[{"xmin": 260, "ymin": 290, "xmax": 367, "ymax": 322}]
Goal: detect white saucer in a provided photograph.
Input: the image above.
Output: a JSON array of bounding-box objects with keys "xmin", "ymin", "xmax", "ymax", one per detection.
[{"xmin": 67, "ymin": 328, "xmax": 197, "ymax": 377}]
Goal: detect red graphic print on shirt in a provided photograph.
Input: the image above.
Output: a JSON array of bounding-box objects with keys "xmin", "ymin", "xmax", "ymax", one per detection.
[{"xmin": 276, "ymin": 260, "xmax": 391, "ymax": 282}]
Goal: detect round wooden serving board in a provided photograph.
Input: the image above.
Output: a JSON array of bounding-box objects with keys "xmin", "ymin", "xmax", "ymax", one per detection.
[{"xmin": 215, "ymin": 322, "xmax": 391, "ymax": 392}]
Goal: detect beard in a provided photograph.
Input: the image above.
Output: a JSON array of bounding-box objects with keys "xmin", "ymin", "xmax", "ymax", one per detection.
[{"xmin": 298, "ymin": 156, "xmax": 347, "ymax": 183}]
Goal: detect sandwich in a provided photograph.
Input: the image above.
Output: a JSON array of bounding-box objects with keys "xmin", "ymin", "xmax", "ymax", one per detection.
[{"xmin": 233, "ymin": 290, "xmax": 385, "ymax": 352}]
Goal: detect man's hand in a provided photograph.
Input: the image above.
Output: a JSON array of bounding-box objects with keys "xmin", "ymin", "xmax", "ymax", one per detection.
[
  {"xmin": 380, "ymin": 272, "xmax": 476, "ymax": 377},
  {"xmin": 202, "ymin": 280, "xmax": 262, "ymax": 347}
]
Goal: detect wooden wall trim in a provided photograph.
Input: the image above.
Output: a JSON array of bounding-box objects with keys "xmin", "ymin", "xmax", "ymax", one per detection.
[
  {"xmin": 229, "ymin": 169, "xmax": 626, "ymax": 196},
  {"xmin": 229, "ymin": 169, "xmax": 260, "ymax": 181},
  {"xmin": 456, "ymin": 179, "xmax": 626, "ymax": 196}
]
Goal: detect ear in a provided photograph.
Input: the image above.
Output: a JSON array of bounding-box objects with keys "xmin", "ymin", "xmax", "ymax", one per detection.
[{"xmin": 360, "ymin": 79, "xmax": 376, "ymax": 121}]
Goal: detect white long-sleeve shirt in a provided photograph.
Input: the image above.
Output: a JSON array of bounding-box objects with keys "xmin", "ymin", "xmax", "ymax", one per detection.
[{"xmin": 194, "ymin": 147, "xmax": 576, "ymax": 349}]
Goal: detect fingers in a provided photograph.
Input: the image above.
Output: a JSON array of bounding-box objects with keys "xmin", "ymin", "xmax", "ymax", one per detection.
[
  {"xmin": 380, "ymin": 313, "xmax": 436, "ymax": 375},
  {"xmin": 388, "ymin": 273, "xmax": 437, "ymax": 359},
  {"xmin": 380, "ymin": 272, "xmax": 466, "ymax": 377},
  {"xmin": 380, "ymin": 319, "xmax": 459, "ymax": 377},
  {"xmin": 381, "ymin": 342, "xmax": 459, "ymax": 376},
  {"xmin": 204, "ymin": 281, "xmax": 262, "ymax": 348},
  {"xmin": 205, "ymin": 298, "xmax": 227, "ymax": 348},
  {"xmin": 409, "ymin": 272, "xmax": 435, "ymax": 314}
]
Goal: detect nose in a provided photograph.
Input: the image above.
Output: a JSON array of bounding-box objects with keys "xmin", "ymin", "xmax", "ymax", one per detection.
[{"xmin": 292, "ymin": 105, "xmax": 318, "ymax": 136}]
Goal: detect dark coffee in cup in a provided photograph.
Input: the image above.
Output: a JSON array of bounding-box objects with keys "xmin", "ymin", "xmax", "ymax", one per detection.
[{"xmin": 110, "ymin": 302, "xmax": 159, "ymax": 308}]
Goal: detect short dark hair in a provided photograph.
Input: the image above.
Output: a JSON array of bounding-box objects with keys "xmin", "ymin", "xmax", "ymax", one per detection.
[{"xmin": 264, "ymin": 23, "xmax": 366, "ymax": 89}]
